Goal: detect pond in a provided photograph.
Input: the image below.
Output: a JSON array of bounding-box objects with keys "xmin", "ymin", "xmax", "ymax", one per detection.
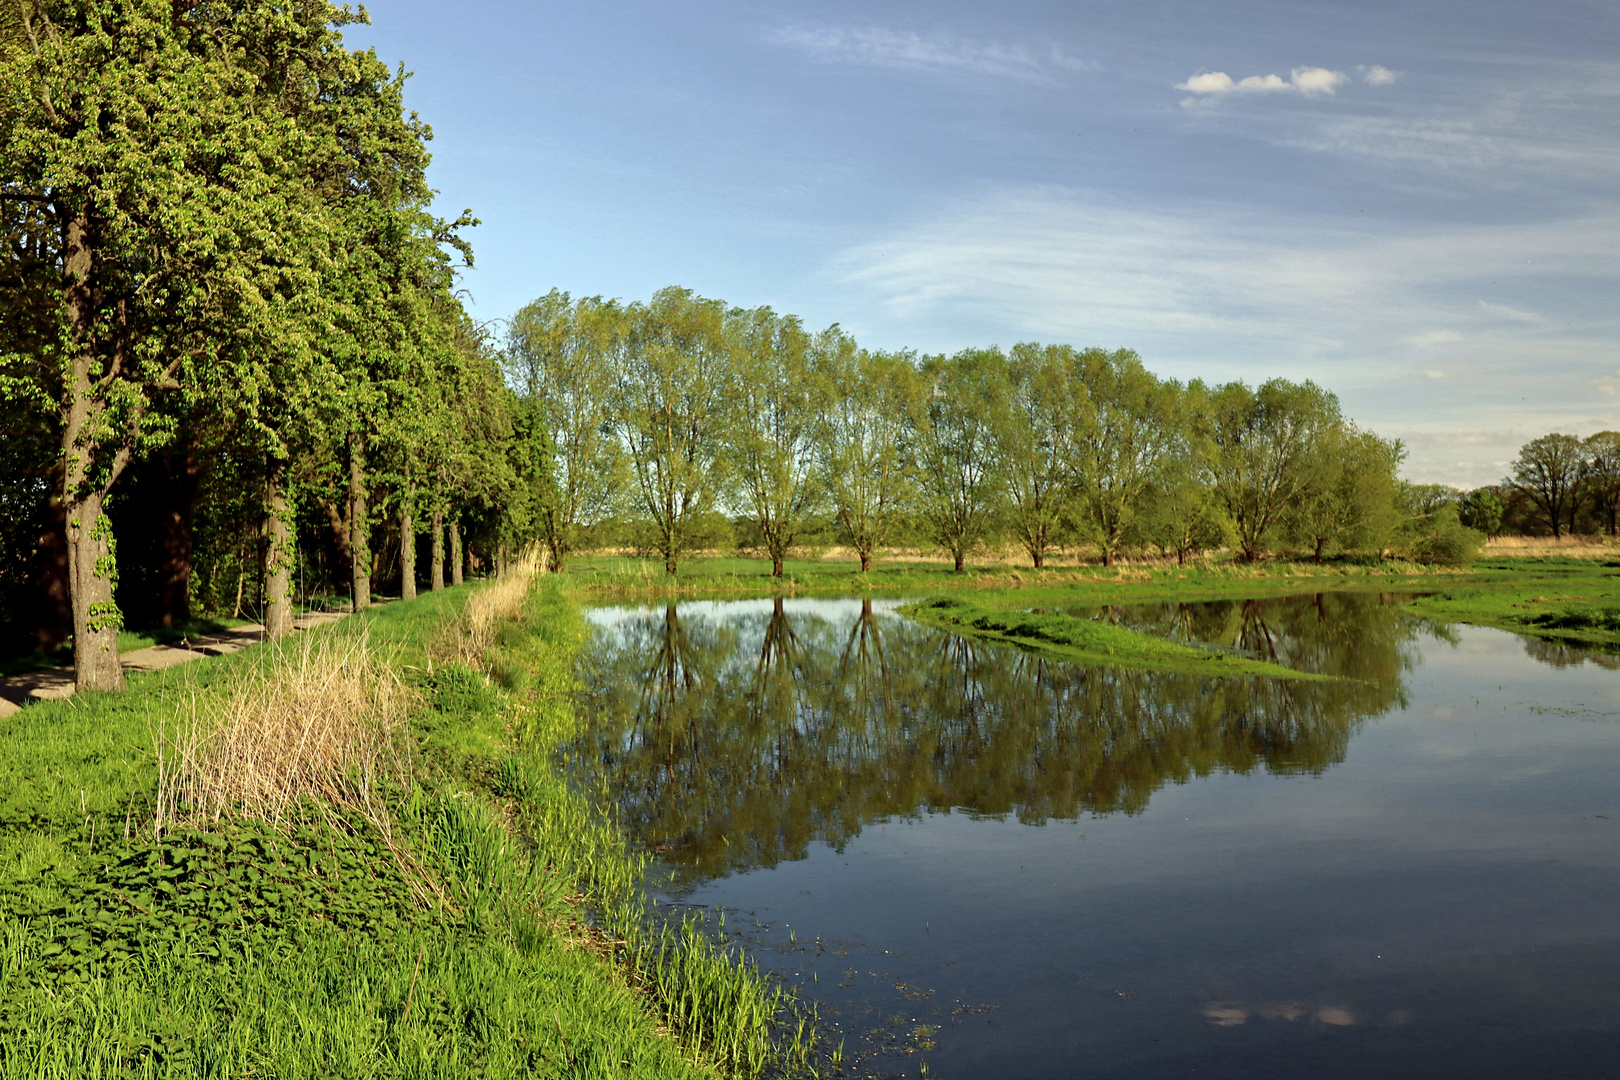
[{"xmin": 570, "ymin": 593, "xmax": 1620, "ymax": 1079}]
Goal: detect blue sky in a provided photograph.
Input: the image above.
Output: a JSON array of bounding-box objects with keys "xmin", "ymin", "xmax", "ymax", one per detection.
[{"xmin": 347, "ymin": 1, "xmax": 1620, "ymax": 485}]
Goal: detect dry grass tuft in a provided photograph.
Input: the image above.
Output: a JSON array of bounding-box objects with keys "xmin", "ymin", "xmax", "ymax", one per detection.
[
  {"xmin": 1486, "ymin": 535, "xmax": 1616, "ymax": 559},
  {"xmin": 155, "ymin": 628, "xmax": 412, "ymax": 835},
  {"xmin": 455, "ymin": 550, "xmax": 542, "ymax": 664}
]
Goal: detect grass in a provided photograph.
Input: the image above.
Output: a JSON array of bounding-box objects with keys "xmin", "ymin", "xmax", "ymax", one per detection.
[
  {"xmin": 900, "ymin": 595, "xmax": 1332, "ymax": 679},
  {"xmin": 1401, "ymin": 556, "xmax": 1620, "ymax": 650},
  {"xmin": 0, "ymin": 568, "xmax": 808, "ymax": 1078}
]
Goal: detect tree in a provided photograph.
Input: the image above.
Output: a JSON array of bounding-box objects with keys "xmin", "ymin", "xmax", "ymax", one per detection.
[
  {"xmin": 1584, "ymin": 432, "xmax": 1620, "ymax": 537},
  {"xmin": 1210, "ymin": 379, "xmax": 1342, "ymax": 561},
  {"xmin": 1458, "ymin": 488, "xmax": 1505, "ymax": 537},
  {"xmin": 1136, "ymin": 382, "xmax": 1230, "ymax": 565},
  {"xmin": 506, "ymin": 290, "xmax": 627, "ymax": 571},
  {"xmin": 914, "ymin": 349, "xmax": 1005, "ymax": 572},
  {"xmin": 1067, "ymin": 349, "xmax": 1179, "ymax": 567},
  {"xmin": 1286, "ymin": 427, "xmax": 1404, "ymax": 561},
  {"xmin": 0, "ymin": 0, "xmax": 385, "ymax": 686},
  {"xmin": 994, "ymin": 344, "xmax": 1079, "ymax": 568},
  {"xmin": 1509, "ymin": 433, "xmax": 1585, "ymax": 537},
  {"xmin": 724, "ymin": 307, "xmax": 821, "ymax": 577},
  {"xmin": 818, "ymin": 346, "xmax": 920, "ymax": 573},
  {"xmin": 615, "ymin": 287, "xmax": 731, "ymax": 575}
]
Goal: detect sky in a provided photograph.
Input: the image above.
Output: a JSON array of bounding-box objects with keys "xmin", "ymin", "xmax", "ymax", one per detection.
[{"xmin": 345, "ymin": 0, "xmax": 1620, "ymax": 486}]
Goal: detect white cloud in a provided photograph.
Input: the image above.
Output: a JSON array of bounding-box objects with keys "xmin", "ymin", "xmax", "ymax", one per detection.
[
  {"xmin": 1178, "ymin": 65, "xmax": 1349, "ymax": 103},
  {"xmin": 1595, "ymin": 369, "xmax": 1620, "ymax": 395},
  {"xmin": 1363, "ymin": 65, "xmax": 1401, "ymax": 86},
  {"xmin": 766, "ymin": 26, "xmax": 1088, "ymax": 86}
]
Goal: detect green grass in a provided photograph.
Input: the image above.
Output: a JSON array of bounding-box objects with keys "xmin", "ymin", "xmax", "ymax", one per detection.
[
  {"xmin": 0, "ymin": 579, "xmax": 803, "ymax": 1078},
  {"xmin": 1401, "ymin": 557, "xmax": 1620, "ymax": 650},
  {"xmin": 901, "ymin": 595, "xmax": 1332, "ymax": 679}
]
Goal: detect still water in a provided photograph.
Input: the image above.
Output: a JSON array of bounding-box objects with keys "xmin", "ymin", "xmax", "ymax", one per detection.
[{"xmin": 572, "ymin": 594, "xmax": 1620, "ymax": 1079}]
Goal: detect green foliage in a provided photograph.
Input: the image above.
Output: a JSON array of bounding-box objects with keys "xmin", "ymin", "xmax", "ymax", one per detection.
[
  {"xmin": 1459, "ymin": 487, "xmax": 1505, "ymax": 536},
  {"xmin": 1510, "ymin": 432, "xmax": 1585, "ymax": 538},
  {"xmin": 913, "ymin": 349, "xmax": 1007, "ymax": 571}
]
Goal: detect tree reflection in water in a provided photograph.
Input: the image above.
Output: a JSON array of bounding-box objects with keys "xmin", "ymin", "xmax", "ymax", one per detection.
[{"xmin": 570, "ymin": 594, "xmax": 1429, "ymax": 885}]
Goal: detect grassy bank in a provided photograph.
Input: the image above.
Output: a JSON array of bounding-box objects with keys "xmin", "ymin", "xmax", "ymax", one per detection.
[
  {"xmin": 0, "ymin": 572, "xmax": 805, "ymax": 1078},
  {"xmin": 1402, "ymin": 557, "xmax": 1620, "ymax": 650},
  {"xmin": 900, "ymin": 596, "xmax": 1331, "ymax": 679}
]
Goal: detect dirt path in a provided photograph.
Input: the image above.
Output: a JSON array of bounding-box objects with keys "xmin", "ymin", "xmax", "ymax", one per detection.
[{"xmin": 0, "ymin": 611, "xmax": 350, "ymax": 717}]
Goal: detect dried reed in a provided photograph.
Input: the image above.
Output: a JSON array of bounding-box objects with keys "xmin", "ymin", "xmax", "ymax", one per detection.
[
  {"xmin": 1486, "ymin": 534, "xmax": 1616, "ymax": 559},
  {"xmin": 455, "ymin": 549, "xmax": 542, "ymax": 664},
  {"xmin": 154, "ymin": 627, "xmax": 412, "ymax": 836}
]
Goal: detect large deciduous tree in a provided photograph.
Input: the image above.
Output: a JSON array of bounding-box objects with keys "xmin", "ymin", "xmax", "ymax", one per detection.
[
  {"xmin": 818, "ymin": 346, "xmax": 920, "ymax": 573},
  {"xmin": 506, "ymin": 290, "xmax": 626, "ymax": 571},
  {"xmin": 995, "ymin": 343, "xmax": 1079, "ymax": 569},
  {"xmin": 914, "ymin": 349, "xmax": 1005, "ymax": 572},
  {"xmin": 1067, "ymin": 349, "xmax": 1179, "ymax": 567},
  {"xmin": 1583, "ymin": 431, "xmax": 1620, "ymax": 537},
  {"xmin": 1210, "ymin": 379, "xmax": 1342, "ymax": 562},
  {"xmin": 615, "ymin": 287, "xmax": 731, "ymax": 575},
  {"xmin": 724, "ymin": 307, "xmax": 821, "ymax": 576},
  {"xmin": 1509, "ymin": 433, "xmax": 1585, "ymax": 538},
  {"xmin": 0, "ymin": 0, "xmax": 378, "ymax": 686}
]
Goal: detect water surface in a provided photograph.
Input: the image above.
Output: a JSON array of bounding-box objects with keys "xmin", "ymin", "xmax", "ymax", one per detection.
[{"xmin": 573, "ymin": 593, "xmax": 1620, "ymax": 1078}]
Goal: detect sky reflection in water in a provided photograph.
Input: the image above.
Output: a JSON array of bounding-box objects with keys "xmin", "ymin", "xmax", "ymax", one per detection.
[{"xmin": 572, "ymin": 594, "xmax": 1620, "ymax": 1079}]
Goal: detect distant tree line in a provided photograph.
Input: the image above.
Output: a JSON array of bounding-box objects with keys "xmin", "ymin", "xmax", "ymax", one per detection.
[
  {"xmin": 0, "ymin": 0, "xmax": 530, "ymax": 689},
  {"xmin": 1444, "ymin": 432, "xmax": 1620, "ymax": 540},
  {"xmin": 505, "ymin": 287, "xmax": 1482, "ymax": 578}
]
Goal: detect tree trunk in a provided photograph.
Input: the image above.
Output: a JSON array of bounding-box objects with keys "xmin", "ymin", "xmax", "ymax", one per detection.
[
  {"xmin": 399, "ymin": 482, "xmax": 416, "ymax": 601},
  {"xmin": 347, "ymin": 430, "xmax": 370, "ymax": 611},
  {"xmin": 450, "ymin": 521, "xmax": 464, "ymax": 585},
  {"xmin": 264, "ymin": 464, "xmax": 294, "ymax": 639},
  {"xmin": 1103, "ymin": 547, "xmax": 1114, "ymax": 568},
  {"xmin": 953, "ymin": 551, "xmax": 965, "ymax": 573},
  {"xmin": 859, "ymin": 550, "xmax": 871, "ymax": 573},
  {"xmin": 772, "ymin": 556, "xmax": 784, "ymax": 576},
  {"xmin": 430, "ymin": 511, "xmax": 445, "ymax": 590},
  {"xmin": 65, "ymin": 493, "xmax": 124, "ymax": 692},
  {"xmin": 1032, "ymin": 549, "xmax": 1045, "ymax": 569},
  {"xmin": 1314, "ymin": 537, "xmax": 1327, "ymax": 563},
  {"xmin": 61, "ymin": 213, "xmax": 127, "ymax": 692}
]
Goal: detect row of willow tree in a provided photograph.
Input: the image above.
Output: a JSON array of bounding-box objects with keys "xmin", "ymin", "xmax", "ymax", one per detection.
[
  {"xmin": 0, "ymin": 0, "xmax": 526, "ymax": 690},
  {"xmin": 505, "ymin": 288, "xmax": 1475, "ymax": 578}
]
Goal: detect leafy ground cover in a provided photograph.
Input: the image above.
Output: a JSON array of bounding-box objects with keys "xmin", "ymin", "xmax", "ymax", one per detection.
[
  {"xmin": 899, "ymin": 596, "xmax": 1330, "ymax": 679},
  {"xmin": 0, "ymin": 577, "xmax": 805, "ymax": 1079}
]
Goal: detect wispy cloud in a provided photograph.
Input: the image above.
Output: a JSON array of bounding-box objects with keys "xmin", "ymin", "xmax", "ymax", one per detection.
[
  {"xmin": 1178, "ymin": 66, "xmax": 1351, "ymax": 104},
  {"xmin": 827, "ymin": 185, "xmax": 1620, "ymax": 483},
  {"xmin": 1261, "ymin": 65, "xmax": 1620, "ymax": 182},
  {"xmin": 766, "ymin": 26, "xmax": 1088, "ymax": 86},
  {"xmin": 1362, "ymin": 65, "xmax": 1401, "ymax": 86},
  {"xmin": 1478, "ymin": 300, "xmax": 1544, "ymax": 323}
]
